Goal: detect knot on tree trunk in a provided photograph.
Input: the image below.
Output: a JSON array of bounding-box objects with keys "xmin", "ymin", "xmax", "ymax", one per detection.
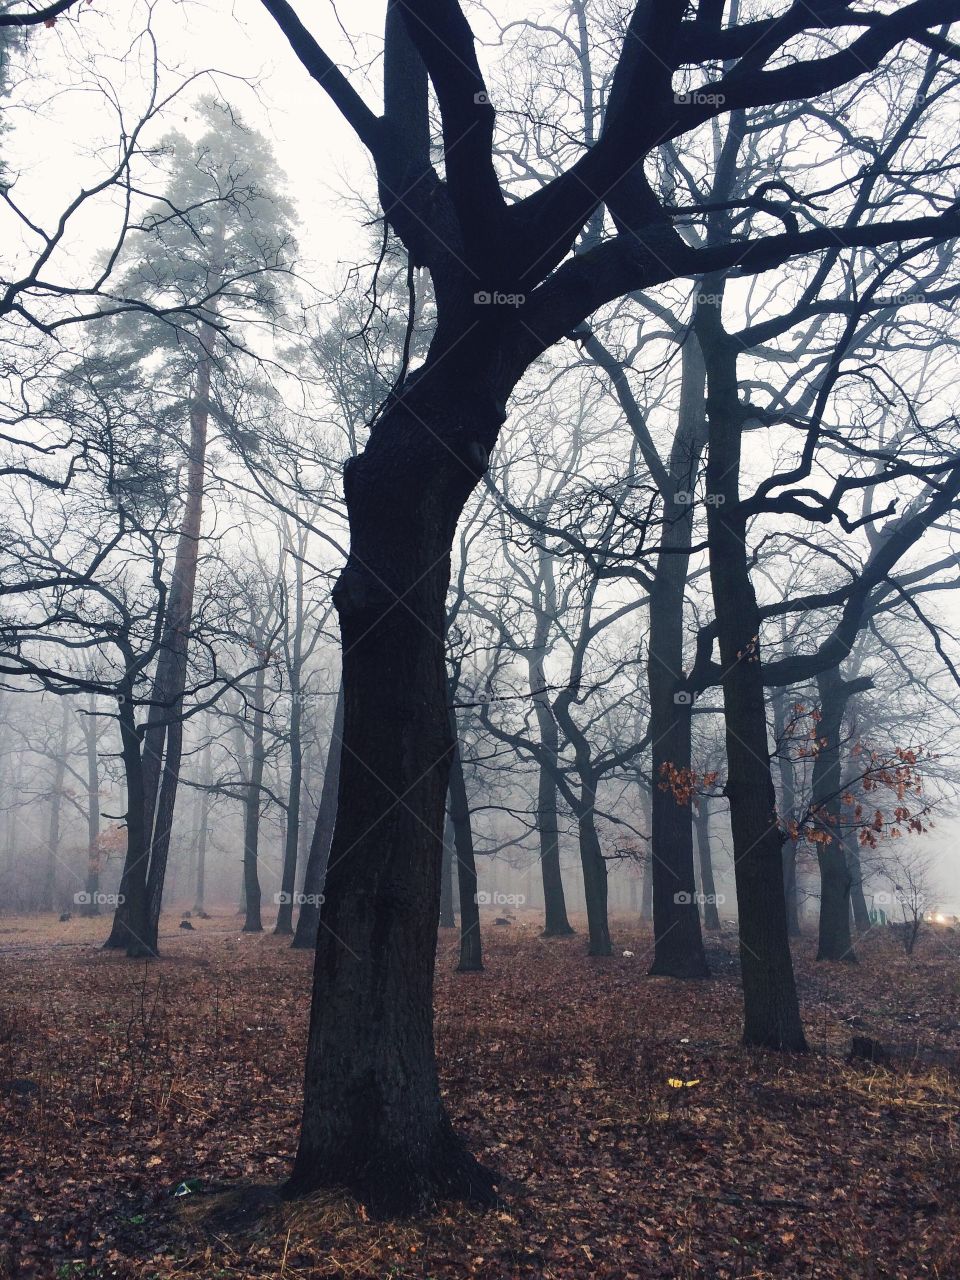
[{"xmin": 332, "ymin": 562, "xmax": 397, "ymax": 620}]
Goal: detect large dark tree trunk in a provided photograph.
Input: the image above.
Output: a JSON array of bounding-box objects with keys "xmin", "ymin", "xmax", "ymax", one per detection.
[
  {"xmin": 770, "ymin": 683, "xmax": 802, "ymax": 937},
  {"xmin": 529, "ymin": 552, "xmax": 573, "ymax": 936},
  {"xmin": 647, "ymin": 336, "xmax": 710, "ymax": 977},
  {"xmin": 292, "ymin": 682, "xmax": 343, "ymax": 949},
  {"xmin": 694, "ymin": 797, "xmax": 721, "ymax": 931},
  {"xmin": 448, "ymin": 707, "xmax": 482, "ymax": 972},
  {"xmin": 289, "ymin": 375, "xmax": 499, "ymax": 1213},
  {"xmin": 812, "ymin": 667, "xmax": 872, "ymax": 961},
  {"xmin": 699, "ymin": 302, "xmax": 806, "ymax": 1051}
]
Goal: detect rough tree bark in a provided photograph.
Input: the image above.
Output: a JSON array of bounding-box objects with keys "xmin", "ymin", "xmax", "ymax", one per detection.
[{"xmin": 288, "ymin": 369, "xmax": 501, "ymax": 1213}]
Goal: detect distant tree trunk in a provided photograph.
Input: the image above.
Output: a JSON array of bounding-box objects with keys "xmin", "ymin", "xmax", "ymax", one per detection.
[
  {"xmin": 640, "ymin": 851, "xmax": 653, "ymax": 921},
  {"xmin": 770, "ymin": 683, "xmax": 802, "ymax": 937},
  {"xmin": 573, "ymin": 778, "xmax": 612, "ymax": 956},
  {"xmin": 646, "ymin": 335, "xmax": 710, "ymax": 978},
  {"xmin": 529, "ymin": 552, "xmax": 574, "ymax": 936},
  {"xmin": 699, "ymin": 301, "xmax": 806, "ymax": 1052},
  {"xmin": 80, "ymin": 695, "xmax": 101, "ymax": 914},
  {"xmin": 448, "ymin": 707, "xmax": 481, "ymax": 972},
  {"xmin": 242, "ymin": 663, "xmax": 267, "ymax": 933},
  {"xmin": 845, "ymin": 826, "xmax": 871, "ymax": 933},
  {"xmin": 42, "ymin": 698, "xmax": 70, "ymax": 912},
  {"xmin": 812, "ymin": 667, "xmax": 873, "ymax": 961},
  {"xmin": 292, "ymin": 682, "xmax": 343, "ymax": 949},
  {"xmin": 194, "ymin": 749, "xmax": 210, "ymax": 915},
  {"xmin": 439, "ymin": 816, "xmax": 456, "ymax": 928},
  {"xmin": 694, "ymin": 797, "xmax": 721, "ymax": 931},
  {"xmin": 274, "ymin": 688, "xmax": 303, "ymax": 934},
  {"xmin": 275, "ymin": 545, "xmax": 307, "ymax": 935},
  {"xmin": 296, "ymin": 746, "xmax": 314, "ymax": 891}
]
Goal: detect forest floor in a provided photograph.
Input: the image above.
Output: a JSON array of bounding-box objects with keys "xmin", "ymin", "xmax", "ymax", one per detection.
[{"xmin": 2, "ymin": 910, "xmax": 960, "ymax": 1279}]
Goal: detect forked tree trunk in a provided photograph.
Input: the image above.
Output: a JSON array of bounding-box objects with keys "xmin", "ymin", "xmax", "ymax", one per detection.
[
  {"xmin": 289, "ymin": 375, "xmax": 498, "ymax": 1213},
  {"xmin": 647, "ymin": 335, "xmax": 709, "ymax": 977},
  {"xmin": 699, "ymin": 304, "xmax": 806, "ymax": 1052},
  {"xmin": 292, "ymin": 682, "xmax": 343, "ymax": 949},
  {"xmin": 694, "ymin": 798, "xmax": 721, "ymax": 931},
  {"xmin": 106, "ymin": 313, "xmax": 216, "ymax": 952},
  {"xmin": 448, "ymin": 708, "xmax": 482, "ymax": 972}
]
